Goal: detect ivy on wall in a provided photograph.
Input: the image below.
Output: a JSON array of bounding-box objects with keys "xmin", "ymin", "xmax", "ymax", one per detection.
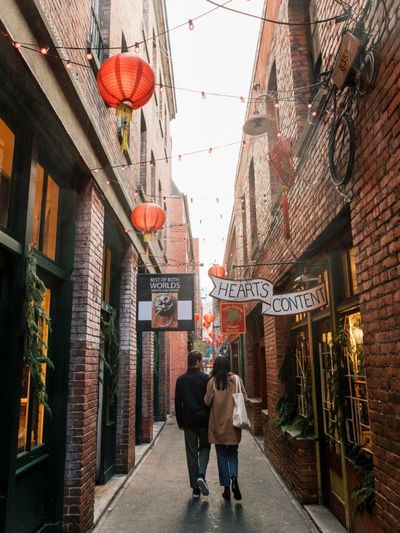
[{"xmin": 23, "ymin": 246, "xmax": 53, "ymax": 414}]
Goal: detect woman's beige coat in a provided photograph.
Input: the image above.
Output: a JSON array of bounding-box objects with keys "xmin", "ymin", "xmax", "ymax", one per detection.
[{"xmin": 204, "ymin": 373, "xmax": 247, "ymax": 445}]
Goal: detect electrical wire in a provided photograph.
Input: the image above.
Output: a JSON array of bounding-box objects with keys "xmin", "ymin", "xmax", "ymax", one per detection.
[{"xmin": 205, "ymin": 0, "xmax": 349, "ymax": 26}]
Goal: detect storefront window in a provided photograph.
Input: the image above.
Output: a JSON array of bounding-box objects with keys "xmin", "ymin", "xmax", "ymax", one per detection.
[
  {"xmin": 295, "ymin": 331, "xmax": 311, "ymax": 418},
  {"xmin": 344, "ymin": 312, "xmax": 371, "ymax": 449},
  {"xmin": 340, "ymin": 248, "xmax": 359, "ymax": 299},
  {"xmin": 31, "ymin": 165, "xmax": 60, "ymax": 261},
  {"xmin": 17, "ymin": 288, "xmax": 51, "ymax": 454},
  {"xmin": 0, "ymin": 118, "xmax": 15, "ymax": 227}
]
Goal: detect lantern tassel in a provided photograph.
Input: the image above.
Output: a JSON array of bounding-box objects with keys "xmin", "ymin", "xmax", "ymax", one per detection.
[
  {"xmin": 116, "ymin": 104, "xmax": 133, "ymax": 152},
  {"xmin": 282, "ymin": 186, "xmax": 290, "ymax": 239}
]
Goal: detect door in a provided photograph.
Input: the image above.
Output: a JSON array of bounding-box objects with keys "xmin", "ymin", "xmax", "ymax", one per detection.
[
  {"xmin": 96, "ymin": 310, "xmax": 118, "ymax": 484},
  {"xmin": 135, "ymin": 332, "xmax": 143, "ymax": 444},
  {"xmin": 317, "ymin": 319, "xmax": 347, "ymax": 527}
]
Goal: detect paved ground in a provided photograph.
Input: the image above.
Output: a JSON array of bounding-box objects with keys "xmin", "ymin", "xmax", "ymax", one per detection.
[{"xmin": 94, "ymin": 417, "xmax": 318, "ymax": 533}]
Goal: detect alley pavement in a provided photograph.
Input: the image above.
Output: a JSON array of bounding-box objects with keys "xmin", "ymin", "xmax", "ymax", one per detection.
[{"xmin": 94, "ymin": 417, "xmax": 318, "ymax": 533}]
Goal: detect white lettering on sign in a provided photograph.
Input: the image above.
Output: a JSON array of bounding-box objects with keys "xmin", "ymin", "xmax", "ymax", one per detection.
[
  {"xmin": 209, "ymin": 275, "xmax": 327, "ymax": 316},
  {"xmin": 149, "ymin": 276, "xmax": 181, "ymax": 291}
]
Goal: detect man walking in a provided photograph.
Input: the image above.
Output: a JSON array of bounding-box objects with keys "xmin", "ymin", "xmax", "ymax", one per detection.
[{"xmin": 175, "ymin": 350, "xmax": 210, "ymax": 499}]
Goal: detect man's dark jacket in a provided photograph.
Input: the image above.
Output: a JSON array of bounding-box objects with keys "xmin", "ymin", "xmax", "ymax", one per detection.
[{"xmin": 175, "ymin": 368, "xmax": 209, "ymax": 429}]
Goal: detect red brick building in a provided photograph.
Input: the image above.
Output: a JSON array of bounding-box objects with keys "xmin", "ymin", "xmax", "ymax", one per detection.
[
  {"xmin": 224, "ymin": 1, "xmax": 400, "ymax": 531},
  {"xmin": 0, "ymin": 1, "xmax": 196, "ymax": 532}
]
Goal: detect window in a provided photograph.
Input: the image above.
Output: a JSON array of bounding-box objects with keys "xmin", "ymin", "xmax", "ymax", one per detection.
[
  {"xmin": 308, "ymin": 0, "xmax": 322, "ymax": 85},
  {"xmin": 32, "ymin": 164, "xmax": 60, "ymax": 261},
  {"xmin": 339, "ymin": 248, "xmax": 359, "ymax": 300},
  {"xmin": 150, "ymin": 152, "xmax": 156, "ymax": 199},
  {"xmin": 152, "ymin": 31, "xmax": 157, "ymax": 73},
  {"xmin": 89, "ymin": 0, "xmax": 108, "ymax": 70},
  {"xmin": 344, "ymin": 312, "xmax": 371, "ymax": 449},
  {"xmin": 140, "ymin": 112, "xmax": 147, "ymax": 190},
  {"xmin": 143, "ymin": 0, "xmax": 149, "ymax": 33},
  {"xmin": 241, "ymin": 195, "xmax": 248, "ymax": 266},
  {"xmin": 295, "ymin": 331, "xmax": 311, "ymax": 418},
  {"xmin": 18, "ymin": 288, "xmax": 51, "ymax": 454},
  {"xmin": 0, "ymin": 118, "xmax": 15, "ymax": 228}
]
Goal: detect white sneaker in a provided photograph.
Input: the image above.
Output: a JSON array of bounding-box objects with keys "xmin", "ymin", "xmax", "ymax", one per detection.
[{"xmin": 197, "ymin": 477, "xmax": 209, "ymax": 496}]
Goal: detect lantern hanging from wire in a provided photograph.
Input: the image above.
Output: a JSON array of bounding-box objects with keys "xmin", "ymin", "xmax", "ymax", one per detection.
[
  {"xmin": 203, "ymin": 321, "xmax": 210, "ymax": 329},
  {"xmin": 194, "ymin": 313, "xmax": 200, "ymax": 322},
  {"xmin": 97, "ymin": 53, "xmax": 155, "ymax": 151},
  {"xmin": 131, "ymin": 202, "xmax": 165, "ymax": 242},
  {"xmin": 208, "ymin": 264, "xmax": 226, "ymax": 278}
]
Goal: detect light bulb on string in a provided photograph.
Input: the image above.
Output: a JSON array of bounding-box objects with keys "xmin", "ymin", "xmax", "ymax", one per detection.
[
  {"xmin": 240, "ymin": 96, "xmax": 245, "ymax": 103},
  {"xmin": 208, "ymin": 147, "xmax": 212, "ymax": 154},
  {"xmin": 307, "ymin": 101, "xmax": 312, "ymax": 109},
  {"xmin": 40, "ymin": 46, "xmax": 49, "ymax": 54},
  {"xmin": 65, "ymin": 60, "xmax": 72, "ymax": 69},
  {"xmin": 134, "ymin": 42, "xmax": 140, "ymax": 53},
  {"xmin": 86, "ymin": 48, "xmax": 93, "ymax": 60},
  {"xmin": 188, "ymin": 19, "xmax": 194, "ymax": 30},
  {"xmin": 178, "ymin": 154, "xmax": 182, "ymax": 161},
  {"xmin": 13, "ymin": 41, "xmax": 22, "ymax": 48},
  {"xmin": 201, "ymin": 91, "xmax": 206, "ymax": 99}
]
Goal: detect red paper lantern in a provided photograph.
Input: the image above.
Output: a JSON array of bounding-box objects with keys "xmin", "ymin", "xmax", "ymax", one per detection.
[
  {"xmin": 208, "ymin": 265, "xmax": 226, "ymax": 278},
  {"xmin": 131, "ymin": 202, "xmax": 165, "ymax": 242},
  {"xmin": 97, "ymin": 53, "xmax": 155, "ymax": 150},
  {"xmin": 209, "ymin": 332, "xmax": 215, "ymax": 339},
  {"xmin": 203, "ymin": 321, "xmax": 209, "ymax": 329},
  {"xmin": 194, "ymin": 313, "xmax": 200, "ymax": 322},
  {"xmin": 204, "ymin": 313, "xmax": 215, "ymax": 324}
]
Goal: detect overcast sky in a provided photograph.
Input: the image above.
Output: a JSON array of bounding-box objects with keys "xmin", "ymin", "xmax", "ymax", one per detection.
[{"xmin": 165, "ymin": 0, "xmax": 264, "ymax": 301}]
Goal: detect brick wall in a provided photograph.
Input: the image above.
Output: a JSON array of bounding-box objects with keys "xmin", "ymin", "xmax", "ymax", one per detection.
[
  {"xmin": 263, "ymin": 413, "xmax": 318, "ymax": 504},
  {"xmin": 227, "ymin": 1, "xmax": 400, "ymax": 529},
  {"xmin": 115, "ymin": 245, "xmax": 138, "ymax": 473},
  {"xmin": 64, "ymin": 182, "xmax": 104, "ymax": 532},
  {"xmin": 141, "ymin": 331, "xmax": 154, "ymax": 442}
]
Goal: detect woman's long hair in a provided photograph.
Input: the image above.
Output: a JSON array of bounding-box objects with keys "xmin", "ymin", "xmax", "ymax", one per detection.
[{"xmin": 210, "ymin": 356, "xmax": 230, "ymax": 390}]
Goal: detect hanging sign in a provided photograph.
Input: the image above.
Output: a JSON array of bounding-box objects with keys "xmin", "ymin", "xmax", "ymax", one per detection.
[
  {"xmin": 220, "ymin": 302, "xmax": 246, "ymax": 334},
  {"xmin": 209, "ymin": 275, "xmax": 326, "ymax": 316},
  {"xmin": 137, "ymin": 273, "xmax": 194, "ymax": 331}
]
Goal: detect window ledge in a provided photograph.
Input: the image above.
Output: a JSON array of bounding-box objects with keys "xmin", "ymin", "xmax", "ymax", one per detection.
[{"xmin": 247, "ymin": 397, "xmax": 262, "ymax": 405}]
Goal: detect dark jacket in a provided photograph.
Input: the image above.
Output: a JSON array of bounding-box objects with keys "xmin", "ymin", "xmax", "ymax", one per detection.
[{"xmin": 175, "ymin": 368, "xmax": 209, "ymax": 429}]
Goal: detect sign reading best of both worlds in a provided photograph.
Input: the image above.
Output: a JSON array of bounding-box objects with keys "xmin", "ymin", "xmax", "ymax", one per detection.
[{"xmin": 136, "ymin": 273, "xmax": 327, "ymax": 332}]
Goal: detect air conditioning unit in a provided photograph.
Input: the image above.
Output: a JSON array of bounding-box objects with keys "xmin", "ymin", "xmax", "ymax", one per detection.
[{"xmin": 331, "ymin": 30, "xmax": 364, "ymax": 90}]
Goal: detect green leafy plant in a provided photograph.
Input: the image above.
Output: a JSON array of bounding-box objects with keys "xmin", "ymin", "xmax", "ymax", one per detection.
[
  {"xmin": 100, "ymin": 309, "xmax": 121, "ymax": 405},
  {"xmin": 23, "ymin": 246, "xmax": 53, "ymax": 414},
  {"xmin": 275, "ymin": 348, "xmax": 313, "ymax": 437}
]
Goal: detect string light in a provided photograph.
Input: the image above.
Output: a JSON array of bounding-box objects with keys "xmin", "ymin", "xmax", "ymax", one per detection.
[
  {"xmin": 188, "ymin": 19, "xmax": 194, "ymax": 30},
  {"xmin": 40, "ymin": 46, "xmax": 49, "ymax": 54},
  {"xmin": 65, "ymin": 59, "xmax": 72, "ymax": 69},
  {"xmin": 86, "ymin": 48, "xmax": 93, "ymax": 60},
  {"xmin": 208, "ymin": 147, "xmax": 213, "ymax": 154},
  {"xmin": 307, "ymin": 101, "xmax": 312, "ymax": 109},
  {"xmin": 178, "ymin": 155, "xmax": 182, "ymax": 161},
  {"xmin": 201, "ymin": 91, "xmax": 206, "ymax": 99},
  {"xmin": 13, "ymin": 41, "xmax": 22, "ymax": 48}
]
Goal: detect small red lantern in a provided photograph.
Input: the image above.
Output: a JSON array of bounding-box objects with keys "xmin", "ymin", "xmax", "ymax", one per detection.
[
  {"xmin": 194, "ymin": 313, "xmax": 200, "ymax": 322},
  {"xmin": 97, "ymin": 53, "xmax": 155, "ymax": 151},
  {"xmin": 131, "ymin": 202, "xmax": 165, "ymax": 242},
  {"xmin": 204, "ymin": 313, "xmax": 215, "ymax": 324},
  {"xmin": 209, "ymin": 332, "xmax": 215, "ymax": 339},
  {"xmin": 208, "ymin": 264, "xmax": 226, "ymax": 278},
  {"xmin": 203, "ymin": 321, "xmax": 209, "ymax": 329}
]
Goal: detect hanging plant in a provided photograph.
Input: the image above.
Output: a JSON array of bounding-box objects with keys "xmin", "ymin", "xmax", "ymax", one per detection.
[
  {"xmin": 100, "ymin": 309, "xmax": 121, "ymax": 405},
  {"xmin": 23, "ymin": 246, "xmax": 53, "ymax": 414}
]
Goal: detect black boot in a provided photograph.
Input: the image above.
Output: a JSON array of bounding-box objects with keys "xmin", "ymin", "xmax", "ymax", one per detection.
[
  {"xmin": 231, "ymin": 477, "xmax": 242, "ymax": 500},
  {"xmin": 222, "ymin": 486, "xmax": 231, "ymax": 500}
]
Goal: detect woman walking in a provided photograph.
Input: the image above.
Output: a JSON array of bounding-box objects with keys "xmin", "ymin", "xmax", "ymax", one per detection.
[{"xmin": 204, "ymin": 356, "xmax": 247, "ymax": 500}]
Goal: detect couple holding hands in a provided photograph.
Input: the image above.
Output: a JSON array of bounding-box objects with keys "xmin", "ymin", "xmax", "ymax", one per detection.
[{"xmin": 175, "ymin": 351, "xmax": 247, "ymax": 501}]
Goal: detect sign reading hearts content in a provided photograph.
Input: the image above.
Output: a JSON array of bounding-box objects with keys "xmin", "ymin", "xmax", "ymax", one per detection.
[{"xmin": 209, "ymin": 275, "xmax": 326, "ymax": 316}]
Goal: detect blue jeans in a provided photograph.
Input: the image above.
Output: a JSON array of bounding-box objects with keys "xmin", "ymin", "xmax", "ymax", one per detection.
[{"xmin": 215, "ymin": 444, "xmax": 239, "ymax": 486}]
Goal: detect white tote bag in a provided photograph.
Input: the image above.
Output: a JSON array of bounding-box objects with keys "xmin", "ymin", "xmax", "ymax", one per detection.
[{"xmin": 232, "ymin": 375, "xmax": 251, "ymax": 430}]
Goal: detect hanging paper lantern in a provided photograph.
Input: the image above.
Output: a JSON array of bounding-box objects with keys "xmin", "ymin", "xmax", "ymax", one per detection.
[
  {"xmin": 131, "ymin": 202, "xmax": 165, "ymax": 242},
  {"xmin": 203, "ymin": 321, "xmax": 209, "ymax": 329},
  {"xmin": 208, "ymin": 265, "xmax": 226, "ymax": 278},
  {"xmin": 209, "ymin": 332, "xmax": 215, "ymax": 339},
  {"xmin": 194, "ymin": 313, "xmax": 200, "ymax": 322},
  {"xmin": 97, "ymin": 53, "xmax": 155, "ymax": 151},
  {"xmin": 204, "ymin": 313, "xmax": 215, "ymax": 324}
]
